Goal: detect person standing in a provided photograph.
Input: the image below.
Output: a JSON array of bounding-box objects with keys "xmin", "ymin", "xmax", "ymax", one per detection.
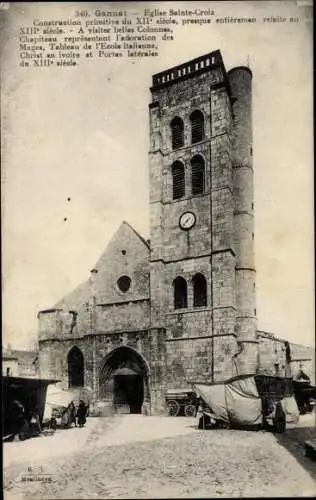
[
  {"xmin": 273, "ymin": 401, "xmax": 286, "ymax": 434},
  {"xmin": 76, "ymin": 400, "xmax": 87, "ymax": 428},
  {"xmin": 68, "ymin": 401, "xmax": 77, "ymax": 427},
  {"xmin": 8, "ymin": 399, "xmax": 25, "ymax": 440}
]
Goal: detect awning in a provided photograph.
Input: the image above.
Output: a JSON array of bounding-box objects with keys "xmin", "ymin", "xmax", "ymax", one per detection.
[
  {"xmin": 3, "ymin": 375, "xmax": 59, "ymax": 388},
  {"xmin": 45, "ymin": 385, "xmax": 78, "ymax": 407}
]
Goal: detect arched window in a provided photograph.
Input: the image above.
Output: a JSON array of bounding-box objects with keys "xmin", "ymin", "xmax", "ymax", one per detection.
[
  {"xmin": 173, "ymin": 277, "xmax": 188, "ymax": 309},
  {"xmin": 68, "ymin": 346, "xmax": 84, "ymax": 387},
  {"xmin": 190, "ymin": 110, "xmax": 204, "ymax": 144},
  {"xmin": 192, "ymin": 273, "xmax": 207, "ymax": 307},
  {"xmin": 191, "ymin": 155, "xmax": 205, "ymax": 195},
  {"xmin": 172, "ymin": 161, "xmax": 185, "ymax": 199},
  {"xmin": 170, "ymin": 117, "xmax": 184, "ymax": 150}
]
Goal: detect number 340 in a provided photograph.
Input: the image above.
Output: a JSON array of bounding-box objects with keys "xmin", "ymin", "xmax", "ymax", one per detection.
[{"xmin": 75, "ymin": 10, "xmax": 88, "ymax": 17}]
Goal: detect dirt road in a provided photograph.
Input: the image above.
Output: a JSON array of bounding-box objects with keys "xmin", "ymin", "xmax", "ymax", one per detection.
[{"xmin": 4, "ymin": 415, "xmax": 316, "ymax": 499}]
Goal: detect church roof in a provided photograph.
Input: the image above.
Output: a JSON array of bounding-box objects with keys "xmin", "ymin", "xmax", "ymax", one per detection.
[
  {"xmin": 92, "ymin": 220, "xmax": 149, "ymax": 271},
  {"xmin": 123, "ymin": 221, "xmax": 150, "ymax": 249},
  {"xmin": 53, "ymin": 280, "xmax": 90, "ymax": 311},
  {"xmin": 50, "ymin": 221, "xmax": 149, "ymax": 312}
]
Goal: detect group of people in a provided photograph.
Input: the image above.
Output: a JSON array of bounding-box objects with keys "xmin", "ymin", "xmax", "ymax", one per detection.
[
  {"xmin": 4, "ymin": 398, "xmax": 90, "ymax": 440},
  {"xmin": 4, "ymin": 399, "xmax": 42, "ymax": 441},
  {"xmin": 67, "ymin": 400, "xmax": 89, "ymax": 428}
]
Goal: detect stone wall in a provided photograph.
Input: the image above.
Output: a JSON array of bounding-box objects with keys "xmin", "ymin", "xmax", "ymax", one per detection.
[
  {"xmin": 95, "ymin": 300, "xmax": 150, "ymax": 333},
  {"xmin": 257, "ymin": 330, "xmax": 313, "ymax": 381},
  {"xmin": 39, "ymin": 330, "xmax": 153, "ymax": 399},
  {"xmin": 165, "ymin": 337, "xmax": 212, "ymax": 386},
  {"xmin": 38, "ymin": 307, "xmax": 91, "ymax": 341},
  {"xmin": 229, "ymin": 67, "xmax": 257, "ymax": 377},
  {"xmin": 38, "ymin": 338, "xmax": 79, "ymax": 383}
]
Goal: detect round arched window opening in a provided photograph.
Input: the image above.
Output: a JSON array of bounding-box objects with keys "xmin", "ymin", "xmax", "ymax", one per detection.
[{"xmin": 117, "ymin": 275, "xmax": 131, "ymax": 293}]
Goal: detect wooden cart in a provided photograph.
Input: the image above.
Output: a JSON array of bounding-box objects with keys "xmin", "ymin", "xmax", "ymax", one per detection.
[{"xmin": 165, "ymin": 389, "xmax": 198, "ymax": 417}]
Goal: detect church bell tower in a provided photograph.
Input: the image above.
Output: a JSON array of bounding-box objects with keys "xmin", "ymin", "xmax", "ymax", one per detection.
[{"xmin": 148, "ymin": 50, "xmax": 257, "ymax": 411}]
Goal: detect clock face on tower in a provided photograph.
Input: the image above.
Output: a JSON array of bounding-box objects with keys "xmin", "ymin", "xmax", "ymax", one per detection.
[{"xmin": 179, "ymin": 211, "xmax": 196, "ymax": 230}]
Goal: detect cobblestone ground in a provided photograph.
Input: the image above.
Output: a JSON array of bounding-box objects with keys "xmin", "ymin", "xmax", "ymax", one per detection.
[{"xmin": 4, "ymin": 415, "xmax": 316, "ymax": 499}]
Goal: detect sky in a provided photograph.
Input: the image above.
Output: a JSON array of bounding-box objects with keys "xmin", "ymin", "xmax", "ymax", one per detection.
[{"xmin": 1, "ymin": 1, "xmax": 314, "ymax": 349}]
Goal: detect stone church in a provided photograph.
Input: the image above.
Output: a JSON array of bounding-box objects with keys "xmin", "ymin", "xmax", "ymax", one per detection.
[{"xmin": 38, "ymin": 50, "xmax": 312, "ymax": 414}]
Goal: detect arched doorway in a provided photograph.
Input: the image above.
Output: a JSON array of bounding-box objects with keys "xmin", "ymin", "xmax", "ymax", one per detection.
[
  {"xmin": 99, "ymin": 346, "xmax": 150, "ymax": 414},
  {"xmin": 68, "ymin": 346, "xmax": 84, "ymax": 388}
]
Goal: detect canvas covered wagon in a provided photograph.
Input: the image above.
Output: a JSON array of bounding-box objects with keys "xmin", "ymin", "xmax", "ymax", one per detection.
[{"xmin": 193, "ymin": 374, "xmax": 300, "ymax": 433}]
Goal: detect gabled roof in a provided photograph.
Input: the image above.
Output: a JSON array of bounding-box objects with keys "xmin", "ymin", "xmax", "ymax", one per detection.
[
  {"xmin": 122, "ymin": 221, "xmax": 150, "ymax": 249},
  {"xmin": 49, "ymin": 221, "xmax": 149, "ymax": 312},
  {"xmin": 93, "ymin": 220, "xmax": 149, "ymax": 271},
  {"xmin": 3, "ymin": 350, "xmax": 37, "ymax": 363},
  {"xmin": 2, "ymin": 354, "xmax": 18, "ymax": 361},
  {"xmin": 53, "ymin": 280, "xmax": 90, "ymax": 311}
]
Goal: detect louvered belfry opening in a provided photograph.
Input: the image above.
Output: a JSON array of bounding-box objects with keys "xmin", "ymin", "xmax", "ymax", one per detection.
[
  {"xmin": 192, "ymin": 273, "xmax": 207, "ymax": 307},
  {"xmin": 190, "ymin": 110, "xmax": 204, "ymax": 144},
  {"xmin": 172, "ymin": 161, "xmax": 185, "ymax": 199},
  {"xmin": 170, "ymin": 117, "xmax": 184, "ymax": 150},
  {"xmin": 173, "ymin": 276, "xmax": 188, "ymax": 309},
  {"xmin": 191, "ymin": 155, "xmax": 205, "ymax": 195}
]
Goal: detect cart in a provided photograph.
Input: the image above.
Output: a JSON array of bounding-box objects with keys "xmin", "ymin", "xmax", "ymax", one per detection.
[{"xmin": 165, "ymin": 389, "xmax": 198, "ymax": 417}]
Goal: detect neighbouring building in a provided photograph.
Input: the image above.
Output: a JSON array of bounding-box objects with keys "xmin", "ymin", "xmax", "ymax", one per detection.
[
  {"xmin": 2, "ymin": 351, "xmax": 19, "ymax": 377},
  {"xmin": 2, "ymin": 345, "xmax": 39, "ymax": 378},
  {"xmin": 37, "ymin": 50, "xmax": 313, "ymax": 414}
]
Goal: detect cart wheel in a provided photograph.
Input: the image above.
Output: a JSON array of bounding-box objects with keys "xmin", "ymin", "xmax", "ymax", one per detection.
[
  {"xmin": 167, "ymin": 400, "xmax": 180, "ymax": 416},
  {"xmin": 184, "ymin": 404, "xmax": 196, "ymax": 417}
]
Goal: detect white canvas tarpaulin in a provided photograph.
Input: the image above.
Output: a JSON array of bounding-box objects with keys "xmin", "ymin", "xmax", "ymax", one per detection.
[
  {"xmin": 194, "ymin": 382, "xmax": 229, "ymax": 423},
  {"xmin": 193, "ymin": 375, "xmax": 263, "ymax": 427},
  {"xmin": 43, "ymin": 385, "xmax": 77, "ymax": 420},
  {"xmin": 45, "ymin": 385, "xmax": 77, "ymax": 407},
  {"xmin": 281, "ymin": 396, "xmax": 300, "ymax": 424},
  {"xmin": 225, "ymin": 377, "xmax": 262, "ymax": 426}
]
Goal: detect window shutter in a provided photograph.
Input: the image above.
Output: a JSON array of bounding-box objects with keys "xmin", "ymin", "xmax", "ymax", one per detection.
[
  {"xmin": 190, "ymin": 111, "xmax": 204, "ymax": 144},
  {"xmin": 191, "ymin": 156, "xmax": 205, "ymax": 195},
  {"xmin": 172, "ymin": 162, "xmax": 185, "ymax": 199},
  {"xmin": 171, "ymin": 117, "xmax": 184, "ymax": 149}
]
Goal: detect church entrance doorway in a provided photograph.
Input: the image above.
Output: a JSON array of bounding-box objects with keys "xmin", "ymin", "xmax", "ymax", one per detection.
[
  {"xmin": 113, "ymin": 369, "xmax": 144, "ymax": 414},
  {"xmin": 99, "ymin": 346, "xmax": 150, "ymax": 414}
]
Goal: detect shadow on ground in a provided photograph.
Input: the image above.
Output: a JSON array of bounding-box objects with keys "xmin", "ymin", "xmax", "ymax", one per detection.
[{"xmin": 274, "ymin": 424, "xmax": 316, "ymax": 481}]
